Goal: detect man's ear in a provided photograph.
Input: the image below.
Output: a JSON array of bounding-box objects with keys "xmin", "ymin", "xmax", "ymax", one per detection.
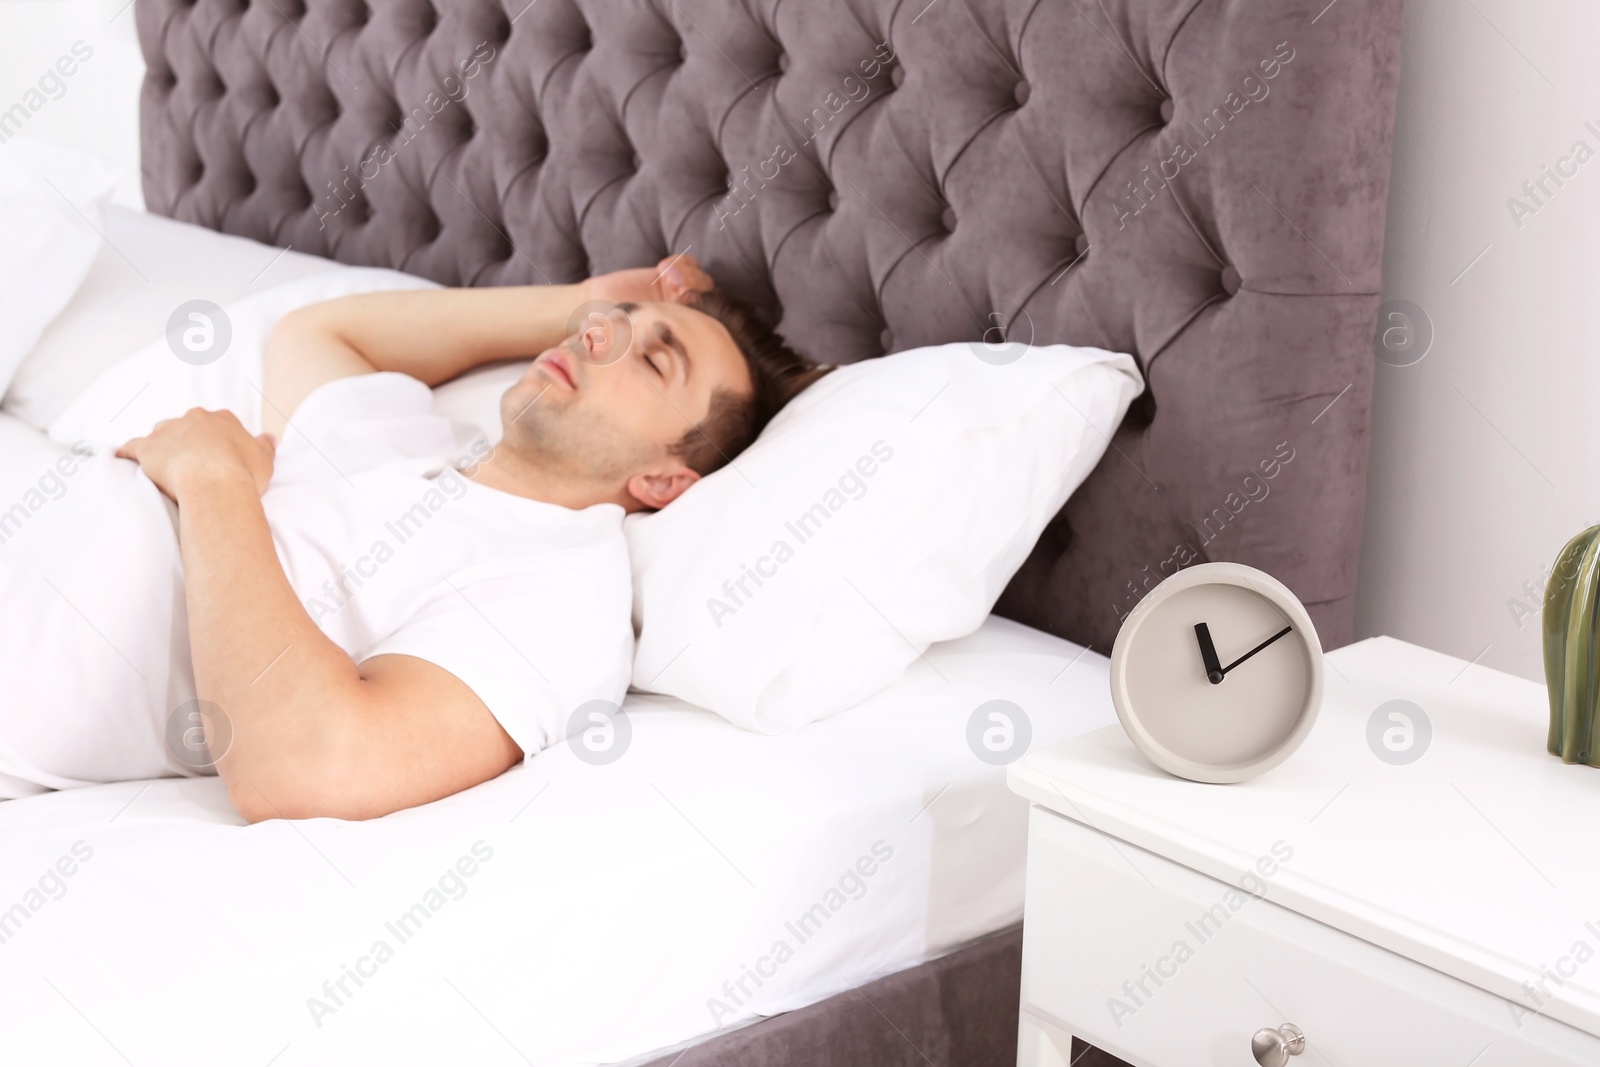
[{"xmin": 625, "ymin": 462, "xmax": 702, "ymax": 510}]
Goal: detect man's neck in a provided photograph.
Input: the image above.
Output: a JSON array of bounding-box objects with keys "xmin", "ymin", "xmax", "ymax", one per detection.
[{"xmin": 465, "ymin": 448, "xmax": 632, "ymax": 512}]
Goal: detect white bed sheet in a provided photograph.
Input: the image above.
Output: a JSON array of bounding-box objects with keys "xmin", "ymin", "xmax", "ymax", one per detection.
[{"xmin": 0, "ymin": 213, "xmax": 1121, "ymax": 1065}]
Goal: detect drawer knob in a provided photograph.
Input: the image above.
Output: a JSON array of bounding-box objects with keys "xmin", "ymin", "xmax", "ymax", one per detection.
[{"xmin": 1250, "ymin": 1023, "xmax": 1305, "ymax": 1067}]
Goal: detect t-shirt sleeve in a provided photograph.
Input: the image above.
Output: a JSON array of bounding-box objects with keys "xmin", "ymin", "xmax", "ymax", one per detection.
[
  {"xmin": 273, "ymin": 372, "xmax": 488, "ymax": 484},
  {"xmin": 363, "ymin": 540, "xmax": 635, "ymax": 759}
]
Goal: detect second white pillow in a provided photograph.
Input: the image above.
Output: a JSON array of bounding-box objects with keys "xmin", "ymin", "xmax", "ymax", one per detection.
[
  {"xmin": 625, "ymin": 341, "xmax": 1143, "ymax": 733},
  {"xmin": 0, "ymin": 138, "xmax": 121, "ymax": 400}
]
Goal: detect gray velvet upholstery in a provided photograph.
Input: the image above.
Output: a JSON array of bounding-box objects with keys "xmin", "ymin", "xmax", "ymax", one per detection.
[{"xmin": 134, "ymin": 0, "xmax": 1403, "ymax": 654}]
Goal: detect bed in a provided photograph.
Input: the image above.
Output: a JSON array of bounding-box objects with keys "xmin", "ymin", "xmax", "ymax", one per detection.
[{"xmin": 0, "ymin": 0, "xmax": 1403, "ymax": 1062}]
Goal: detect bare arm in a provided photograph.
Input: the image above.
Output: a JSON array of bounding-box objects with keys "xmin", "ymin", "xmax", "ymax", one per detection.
[
  {"xmin": 259, "ymin": 283, "xmax": 586, "ymax": 438},
  {"xmin": 259, "ymin": 255, "xmax": 716, "ymax": 438},
  {"xmin": 117, "ymin": 410, "xmax": 521, "ymax": 821}
]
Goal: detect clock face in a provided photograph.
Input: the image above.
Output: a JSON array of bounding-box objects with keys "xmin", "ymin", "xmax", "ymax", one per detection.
[{"xmin": 1110, "ymin": 563, "xmax": 1323, "ymax": 783}]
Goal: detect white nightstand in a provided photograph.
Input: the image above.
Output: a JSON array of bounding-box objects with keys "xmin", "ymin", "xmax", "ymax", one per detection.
[{"xmin": 1007, "ymin": 636, "xmax": 1600, "ymax": 1067}]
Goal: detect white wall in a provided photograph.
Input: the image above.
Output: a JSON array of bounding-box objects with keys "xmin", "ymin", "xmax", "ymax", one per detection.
[
  {"xmin": 4, "ymin": 0, "xmax": 1594, "ymax": 682},
  {"xmin": 1356, "ymin": 0, "xmax": 1600, "ymax": 681},
  {"xmin": 0, "ymin": 0, "xmax": 146, "ymax": 207}
]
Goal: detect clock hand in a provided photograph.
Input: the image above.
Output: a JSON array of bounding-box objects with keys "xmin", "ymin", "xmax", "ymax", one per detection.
[
  {"xmin": 1194, "ymin": 623, "xmax": 1225, "ymax": 685},
  {"xmin": 1219, "ymin": 625, "xmax": 1294, "ymax": 676}
]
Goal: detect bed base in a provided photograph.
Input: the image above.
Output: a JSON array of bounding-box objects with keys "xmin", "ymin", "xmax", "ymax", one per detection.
[{"xmin": 641, "ymin": 928, "xmax": 1132, "ymax": 1067}]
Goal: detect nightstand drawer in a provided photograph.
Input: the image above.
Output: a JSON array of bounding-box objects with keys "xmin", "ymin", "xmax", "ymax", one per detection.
[{"xmin": 1018, "ymin": 805, "xmax": 1600, "ymax": 1067}]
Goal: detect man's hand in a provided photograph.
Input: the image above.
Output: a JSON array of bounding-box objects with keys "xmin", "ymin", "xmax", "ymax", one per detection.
[
  {"xmin": 583, "ymin": 253, "xmax": 717, "ymax": 307},
  {"xmin": 115, "ymin": 408, "xmax": 277, "ymax": 500}
]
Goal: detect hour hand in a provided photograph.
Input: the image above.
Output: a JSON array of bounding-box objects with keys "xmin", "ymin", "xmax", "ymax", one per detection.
[{"xmin": 1194, "ymin": 623, "xmax": 1225, "ymax": 685}]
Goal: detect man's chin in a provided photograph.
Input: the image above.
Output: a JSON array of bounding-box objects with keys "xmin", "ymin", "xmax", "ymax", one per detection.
[{"xmin": 500, "ymin": 379, "xmax": 550, "ymax": 430}]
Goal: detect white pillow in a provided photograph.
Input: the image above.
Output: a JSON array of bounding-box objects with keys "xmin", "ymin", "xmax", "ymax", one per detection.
[
  {"xmin": 430, "ymin": 358, "xmax": 527, "ymax": 435},
  {"xmin": 7, "ymin": 204, "xmax": 348, "ymax": 429},
  {"xmin": 47, "ymin": 270, "xmax": 441, "ymax": 446},
  {"xmin": 625, "ymin": 342, "xmax": 1143, "ymax": 733},
  {"xmin": 0, "ymin": 138, "xmax": 121, "ymax": 400}
]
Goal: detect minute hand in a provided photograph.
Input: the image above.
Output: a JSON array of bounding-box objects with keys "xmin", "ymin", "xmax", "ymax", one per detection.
[{"xmin": 1220, "ymin": 625, "xmax": 1293, "ymax": 676}]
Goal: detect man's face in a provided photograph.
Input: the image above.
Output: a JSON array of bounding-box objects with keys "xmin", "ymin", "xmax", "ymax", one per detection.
[{"xmin": 497, "ymin": 301, "xmax": 751, "ymax": 506}]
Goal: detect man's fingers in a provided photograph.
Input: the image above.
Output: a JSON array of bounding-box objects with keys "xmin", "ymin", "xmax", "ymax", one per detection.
[
  {"xmin": 655, "ymin": 254, "xmax": 715, "ymax": 303},
  {"xmin": 674, "ymin": 258, "xmax": 714, "ymax": 292},
  {"xmin": 682, "ymin": 260, "xmax": 714, "ymax": 289},
  {"xmin": 658, "ymin": 263, "xmax": 687, "ymax": 296}
]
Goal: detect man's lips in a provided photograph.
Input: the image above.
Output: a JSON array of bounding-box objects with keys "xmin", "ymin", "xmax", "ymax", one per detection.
[{"xmin": 535, "ymin": 349, "xmax": 577, "ymax": 390}]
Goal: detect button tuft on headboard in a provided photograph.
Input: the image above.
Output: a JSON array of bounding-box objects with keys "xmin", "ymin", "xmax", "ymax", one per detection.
[{"xmin": 1219, "ymin": 264, "xmax": 1241, "ymax": 295}]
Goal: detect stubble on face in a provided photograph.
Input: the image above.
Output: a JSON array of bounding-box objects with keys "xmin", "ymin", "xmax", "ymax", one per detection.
[{"xmin": 495, "ymin": 372, "xmax": 661, "ymax": 486}]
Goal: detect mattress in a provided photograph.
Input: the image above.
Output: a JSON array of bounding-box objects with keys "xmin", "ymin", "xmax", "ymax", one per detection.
[{"xmin": 0, "ymin": 212, "xmax": 1120, "ymax": 1065}]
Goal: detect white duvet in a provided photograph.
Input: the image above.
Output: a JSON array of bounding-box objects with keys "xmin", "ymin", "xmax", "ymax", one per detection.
[{"xmin": 0, "ymin": 438, "xmax": 201, "ymax": 795}]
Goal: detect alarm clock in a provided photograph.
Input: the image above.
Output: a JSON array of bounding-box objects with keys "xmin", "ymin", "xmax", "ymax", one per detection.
[{"xmin": 1109, "ymin": 562, "xmax": 1324, "ymax": 783}]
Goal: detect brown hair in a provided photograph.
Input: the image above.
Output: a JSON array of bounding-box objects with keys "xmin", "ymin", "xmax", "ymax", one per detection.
[{"xmin": 670, "ymin": 289, "xmax": 833, "ymax": 477}]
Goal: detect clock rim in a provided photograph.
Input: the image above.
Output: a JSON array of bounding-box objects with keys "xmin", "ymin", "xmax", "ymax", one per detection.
[{"xmin": 1109, "ymin": 562, "xmax": 1325, "ymax": 785}]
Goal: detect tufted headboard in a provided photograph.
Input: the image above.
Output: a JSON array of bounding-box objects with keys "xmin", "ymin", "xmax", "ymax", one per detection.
[{"xmin": 136, "ymin": 0, "xmax": 1403, "ymax": 653}]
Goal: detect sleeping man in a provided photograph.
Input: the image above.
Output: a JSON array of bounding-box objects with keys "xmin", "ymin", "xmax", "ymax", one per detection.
[{"xmin": 0, "ymin": 257, "xmax": 824, "ymax": 820}]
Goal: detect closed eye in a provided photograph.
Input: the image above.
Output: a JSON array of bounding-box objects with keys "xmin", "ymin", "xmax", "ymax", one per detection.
[{"xmin": 653, "ymin": 323, "xmax": 689, "ymax": 384}]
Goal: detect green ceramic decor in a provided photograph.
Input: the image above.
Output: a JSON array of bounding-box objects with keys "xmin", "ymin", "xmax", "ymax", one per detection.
[{"xmin": 1543, "ymin": 526, "xmax": 1600, "ymax": 766}]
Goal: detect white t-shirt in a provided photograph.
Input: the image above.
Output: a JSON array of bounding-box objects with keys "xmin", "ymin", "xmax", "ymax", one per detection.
[{"xmin": 263, "ymin": 372, "xmax": 635, "ymax": 757}]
